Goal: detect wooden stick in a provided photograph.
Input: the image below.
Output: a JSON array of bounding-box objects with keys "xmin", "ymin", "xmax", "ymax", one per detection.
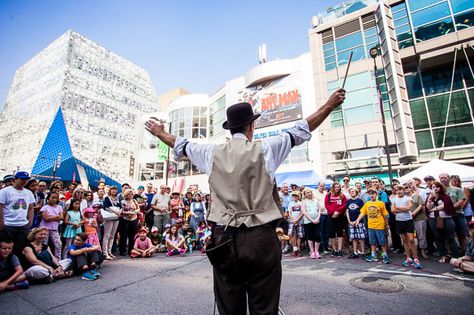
[{"xmin": 341, "ymin": 51, "xmax": 353, "ymax": 90}]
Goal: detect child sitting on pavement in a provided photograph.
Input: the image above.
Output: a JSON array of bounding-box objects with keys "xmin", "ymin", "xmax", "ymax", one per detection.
[
  {"xmin": 450, "ymin": 221, "xmax": 474, "ymax": 274},
  {"xmin": 165, "ymin": 225, "xmax": 187, "ymax": 257},
  {"xmin": 67, "ymin": 232, "xmax": 102, "ymax": 281},
  {"xmin": 149, "ymin": 227, "xmax": 164, "ymax": 252},
  {"xmin": 184, "ymin": 228, "xmax": 197, "ymax": 253},
  {"xmin": 0, "ymin": 236, "xmax": 29, "ymax": 292},
  {"xmin": 131, "ymin": 227, "xmax": 154, "ymax": 258},
  {"xmin": 355, "ymin": 189, "xmax": 390, "ymax": 264}
]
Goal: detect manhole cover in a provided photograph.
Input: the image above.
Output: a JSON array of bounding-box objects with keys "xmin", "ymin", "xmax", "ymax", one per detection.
[{"xmin": 350, "ymin": 277, "xmax": 404, "ymax": 293}]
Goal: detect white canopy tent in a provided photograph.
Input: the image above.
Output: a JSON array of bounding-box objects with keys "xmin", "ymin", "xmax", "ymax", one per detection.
[{"xmin": 399, "ymin": 159, "xmax": 474, "ymax": 183}]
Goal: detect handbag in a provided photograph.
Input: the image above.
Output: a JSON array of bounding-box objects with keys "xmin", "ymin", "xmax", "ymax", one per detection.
[
  {"xmin": 436, "ymin": 216, "xmax": 444, "ymax": 229},
  {"xmin": 101, "ymin": 208, "xmax": 119, "ymax": 221}
]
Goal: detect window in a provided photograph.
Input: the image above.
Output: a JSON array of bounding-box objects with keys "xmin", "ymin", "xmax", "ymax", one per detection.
[
  {"xmin": 415, "ymin": 130, "xmax": 434, "ymax": 149},
  {"xmin": 407, "ymin": 0, "xmax": 445, "ymax": 12},
  {"xmin": 414, "ymin": 17, "xmax": 455, "ymax": 42},
  {"xmin": 405, "ymin": 73, "xmax": 423, "ymax": 99},
  {"xmin": 433, "ymin": 124, "xmax": 474, "ymax": 147},
  {"xmin": 335, "ymin": 32, "xmax": 364, "ymax": 52},
  {"xmin": 450, "ymin": 0, "xmax": 474, "ymax": 14},
  {"xmin": 410, "ymin": 99, "xmax": 430, "ymax": 129}
]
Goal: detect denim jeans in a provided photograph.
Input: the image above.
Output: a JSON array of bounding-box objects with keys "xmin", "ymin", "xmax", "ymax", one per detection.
[
  {"xmin": 428, "ymin": 217, "xmax": 459, "ymax": 257},
  {"xmin": 319, "ymin": 215, "xmax": 329, "ymax": 250}
]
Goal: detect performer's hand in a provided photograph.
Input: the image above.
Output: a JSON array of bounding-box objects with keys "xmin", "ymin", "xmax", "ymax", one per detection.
[
  {"xmin": 327, "ymin": 88, "xmax": 346, "ymax": 109},
  {"xmin": 145, "ymin": 118, "xmax": 165, "ymax": 137}
]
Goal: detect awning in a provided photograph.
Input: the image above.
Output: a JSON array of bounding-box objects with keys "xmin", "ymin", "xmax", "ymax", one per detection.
[{"xmin": 275, "ymin": 170, "xmax": 320, "ymax": 187}]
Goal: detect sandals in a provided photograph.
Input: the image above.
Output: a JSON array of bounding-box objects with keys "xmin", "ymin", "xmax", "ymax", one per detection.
[{"xmin": 439, "ymin": 256, "xmax": 446, "ymax": 263}]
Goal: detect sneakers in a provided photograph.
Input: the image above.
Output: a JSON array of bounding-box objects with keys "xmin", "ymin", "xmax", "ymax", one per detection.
[
  {"xmin": 360, "ymin": 253, "xmax": 366, "ymax": 260},
  {"xmin": 315, "ymin": 252, "xmax": 322, "ymax": 259},
  {"xmin": 13, "ymin": 280, "xmax": 29, "ymax": 290},
  {"xmin": 166, "ymin": 250, "xmax": 173, "ymax": 257},
  {"xmin": 365, "ymin": 254, "xmax": 378, "ymax": 262},
  {"xmin": 383, "ymin": 255, "xmax": 390, "ymax": 264},
  {"xmin": 413, "ymin": 259, "xmax": 423, "ymax": 269},
  {"xmin": 402, "ymin": 258, "xmax": 413, "ymax": 267},
  {"xmin": 179, "ymin": 248, "xmax": 186, "ymax": 256},
  {"xmin": 348, "ymin": 253, "xmax": 359, "ymax": 259},
  {"xmin": 310, "ymin": 252, "xmax": 316, "ymax": 259},
  {"xmin": 89, "ymin": 269, "xmax": 101, "ymax": 278},
  {"xmin": 82, "ymin": 271, "xmax": 97, "ymax": 281},
  {"xmin": 331, "ymin": 250, "xmax": 337, "ymax": 257}
]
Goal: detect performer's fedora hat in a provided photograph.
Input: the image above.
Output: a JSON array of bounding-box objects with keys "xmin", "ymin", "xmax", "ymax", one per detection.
[{"xmin": 222, "ymin": 102, "xmax": 260, "ymax": 130}]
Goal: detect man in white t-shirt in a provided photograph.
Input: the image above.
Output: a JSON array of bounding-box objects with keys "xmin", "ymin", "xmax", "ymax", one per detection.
[{"xmin": 0, "ymin": 171, "xmax": 35, "ymax": 257}]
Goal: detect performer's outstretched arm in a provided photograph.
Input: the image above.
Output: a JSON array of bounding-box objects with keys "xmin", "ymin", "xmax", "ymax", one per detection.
[
  {"xmin": 145, "ymin": 118, "xmax": 176, "ymax": 147},
  {"xmin": 306, "ymin": 88, "xmax": 346, "ymax": 132}
]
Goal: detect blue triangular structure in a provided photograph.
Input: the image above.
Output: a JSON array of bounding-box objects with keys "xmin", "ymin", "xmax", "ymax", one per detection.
[{"xmin": 32, "ymin": 107, "xmax": 121, "ymax": 189}]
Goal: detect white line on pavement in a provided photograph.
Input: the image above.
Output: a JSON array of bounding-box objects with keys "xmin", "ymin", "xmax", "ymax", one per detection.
[{"xmin": 367, "ymin": 267, "xmax": 474, "ymax": 282}]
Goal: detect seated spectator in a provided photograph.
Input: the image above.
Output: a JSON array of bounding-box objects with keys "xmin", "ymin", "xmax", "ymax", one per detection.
[
  {"xmin": 67, "ymin": 233, "xmax": 102, "ymax": 281},
  {"xmin": 162, "ymin": 223, "xmax": 171, "ymax": 241},
  {"xmin": 450, "ymin": 221, "xmax": 474, "ymax": 274},
  {"xmin": 196, "ymin": 222, "xmax": 211, "ymax": 252},
  {"xmin": 149, "ymin": 226, "xmax": 163, "ymax": 252},
  {"xmin": 131, "ymin": 227, "xmax": 154, "ymax": 258},
  {"xmin": 22, "ymin": 227, "xmax": 73, "ymax": 283},
  {"xmin": 184, "ymin": 228, "xmax": 196, "ymax": 253},
  {"xmin": 165, "ymin": 225, "xmax": 187, "ymax": 257},
  {"xmin": 0, "ymin": 236, "xmax": 29, "ymax": 291}
]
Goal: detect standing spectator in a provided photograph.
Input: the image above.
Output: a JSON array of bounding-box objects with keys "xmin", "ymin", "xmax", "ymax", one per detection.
[
  {"xmin": 102, "ymin": 186, "xmax": 121, "ymax": 260},
  {"xmin": 426, "ymin": 181, "xmax": 459, "ymax": 262},
  {"xmin": 93, "ymin": 189, "xmax": 106, "ymax": 207},
  {"xmin": 325, "ymin": 182, "xmax": 347, "ymax": 257},
  {"xmin": 151, "ymin": 185, "xmax": 170, "ymax": 234},
  {"xmin": 0, "ymin": 171, "xmax": 35, "ymax": 257},
  {"xmin": 39, "ymin": 192, "xmax": 64, "ymax": 260},
  {"xmin": 439, "ymin": 173, "xmax": 468, "ymax": 252},
  {"xmin": 183, "ymin": 191, "xmax": 193, "ymax": 207},
  {"xmin": 346, "ymin": 187, "xmax": 366, "ymax": 259},
  {"xmin": 190, "ymin": 193, "xmax": 207, "ymax": 231},
  {"xmin": 62, "ymin": 199, "xmax": 85, "ymax": 259},
  {"xmin": 355, "ymin": 189, "xmax": 390, "ymax": 264},
  {"xmin": 118, "ymin": 189, "xmax": 140, "ymax": 256},
  {"xmin": 64, "ymin": 183, "xmax": 77, "ymax": 201},
  {"xmin": 359, "ymin": 179, "xmax": 371, "ymax": 202},
  {"xmin": 288, "ymin": 191, "xmax": 304, "ymax": 256},
  {"xmin": 301, "ymin": 188, "xmax": 321, "ymax": 259},
  {"xmin": 2, "ymin": 175, "xmax": 15, "ymax": 188},
  {"xmin": 405, "ymin": 181, "xmax": 428, "ymax": 259},
  {"xmin": 93, "ymin": 180, "xmax": 105, "ymax": 200},
  {"xmin": 25, "ymin": 179, "xmax": 44, "ymax": 228},
  {"xmin": 144, "ymin": 183, "xmax": 155, "ymax": 229},
  {"xmin": 65, "ymin": 186, "xmax": 87, "ymax": 212},
  {"xmin": 341, "ymin": 175, "xmax": 351, "ymax": 198},
  {"xmin": 314, "ymin": 181, "xmax": 329, "ymax": 253},
  {"xmin": 392, "ymin": 185, "xmax": 422, "ymax": 269},
  {"xmin": 84, "ymin": 191, "xmax": 94, "ymax": 208},
  {"xmin": 464, "ymin": 187, "xmax": 473, "ymax": 223},
  {"xmin": 279, "ymin": 183, "xmax": 292, "ymax": 212},
  {"xmin": 420, "ymin": 175, "xmax": 435, "ymax": 202},
  {"xmin": 169, "ymin": 192, "xmax": 184, "ymax": 225}
]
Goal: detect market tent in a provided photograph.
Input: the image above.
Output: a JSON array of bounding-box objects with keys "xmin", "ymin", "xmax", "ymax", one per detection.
[
  {"xmin": 399, "ymin": 159, "xmax": 474, "ymax": 183},
  {"xmin": 275, "ymin": 170, "xmax": 320, "ymax": 187}
]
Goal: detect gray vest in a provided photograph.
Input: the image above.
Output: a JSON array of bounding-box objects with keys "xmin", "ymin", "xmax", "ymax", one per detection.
[{"xmin": 208, "ymin": 138, "xmax": 283, "ymax": 228}]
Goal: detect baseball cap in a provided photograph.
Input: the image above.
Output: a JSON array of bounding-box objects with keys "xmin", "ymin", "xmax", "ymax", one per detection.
[
  {"xmin": 14, "ymin": 171, "xmax": 30, "ymax": 179},
  {"xmin": 164, "ymin": 223, "xmax": 171, "ymax": 229},
  {"xmin": 424, "ymin": 175, "xmax": 435, "ymax": 181},
  {"xmin": 92, "ymin": 201, "xmax": 102, "ymax": 207},
  {"xmin": 139, "ymin": 227, "xmax": 148, "ymax": 233},
  {"xmin": 151, "ymin": 226, "xmax": 159, "ymax": 233},
  {"xmin": 138, "ymin": 185, "xmax": 145, "ymax": 190},
  {"xmin": 3, "ymin": 174, "xmax": 15, "ymax": 182}
]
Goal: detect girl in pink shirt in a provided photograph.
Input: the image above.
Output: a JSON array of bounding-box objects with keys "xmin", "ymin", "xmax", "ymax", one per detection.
[{"xmin": 39, "ymin": 192, "xmax": 63, "ymax": 260}]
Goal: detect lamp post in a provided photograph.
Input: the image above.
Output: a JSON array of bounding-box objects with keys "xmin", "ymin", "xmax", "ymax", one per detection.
[{"xmin": 370, "ymin": 47, "xmax": 394, "ymax": 185}]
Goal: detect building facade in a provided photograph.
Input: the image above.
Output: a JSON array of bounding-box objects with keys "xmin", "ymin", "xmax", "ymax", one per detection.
[
  {"xmin": 309, "ymin": 0, "xmax": 474, "ymax": 181},
  {"xmin": 0, "ymin": 30, "xmax": 158, "ymax": 186}
]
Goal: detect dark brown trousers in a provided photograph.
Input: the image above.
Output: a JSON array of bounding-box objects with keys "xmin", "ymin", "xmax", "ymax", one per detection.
[{"xmin": 206, "ymin": 223, "xmax": 282, "ymax": 315}]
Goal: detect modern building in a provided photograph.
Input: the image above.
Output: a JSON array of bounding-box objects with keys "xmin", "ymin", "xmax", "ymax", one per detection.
[
  {"xmin": 0, "ymin": 30, "xmax": 158, "ymax": 187},
  {"xmin": 309, "ymin": 0, "xmax": 474, "ymax": 182}
]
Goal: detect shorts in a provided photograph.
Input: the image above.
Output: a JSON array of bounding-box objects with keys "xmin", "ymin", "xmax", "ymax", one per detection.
[
  {"xmin": 303, "ymin": 223, "xmax": 321, "ymax": 242},
  {"xmin": 328, "ymin": 215, "xmax": 346, "ymax": 238},
  {"xmin": 288, "ymin": 222, "xmax": 304, "ymax": 238},
  {"xmin": 368, "ymin": 229, "xmax": 386, "ymax": 246},
  {"xmin": 453, "ymin": 212, "xmax": 468, "ymax": 237},
  {"xmin": 396, "ymin": 219, "xmax": 415, "ymax": 235},
  {"xmin": 348, "ymin": 223, "xmax": 367, "ymax": 241}
]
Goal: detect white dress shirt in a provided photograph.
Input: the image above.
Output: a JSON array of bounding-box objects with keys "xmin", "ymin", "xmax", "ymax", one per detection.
[{"xmin": 173, "ymin": 120, "xmax": 312, "ymax": 180}]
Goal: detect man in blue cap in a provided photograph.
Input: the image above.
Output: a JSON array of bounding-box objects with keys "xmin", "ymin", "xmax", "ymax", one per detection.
[{"xmin": 0, "ymin": 171, "xmax": 36, "ymax": 257}]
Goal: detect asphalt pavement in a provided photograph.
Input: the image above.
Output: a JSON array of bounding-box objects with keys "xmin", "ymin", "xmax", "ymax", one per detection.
[{"xmin": 1, "ymin": 251, "xmax": 473, "ymax": 315}]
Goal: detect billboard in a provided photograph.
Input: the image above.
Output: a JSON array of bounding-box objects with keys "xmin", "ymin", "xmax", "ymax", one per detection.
[{"xmin": 237, "ymin": 73, "xmax": 303, "ymax": 129}]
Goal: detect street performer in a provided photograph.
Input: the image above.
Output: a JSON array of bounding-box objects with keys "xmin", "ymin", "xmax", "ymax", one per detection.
[{"xmin": 145, "ymin": 88, "xmax": 346, "ymax": 315}]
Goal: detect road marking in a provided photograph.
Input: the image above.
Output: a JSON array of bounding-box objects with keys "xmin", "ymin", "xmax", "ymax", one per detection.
[{"xmin": 367, "ymin": 267, "xmax": 474, "ymax": 282}]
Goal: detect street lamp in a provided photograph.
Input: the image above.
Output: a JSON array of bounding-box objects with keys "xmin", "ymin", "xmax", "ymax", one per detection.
[{"xmin": 370, "ymin": 47, "xmax": 394, "ymax": 185}]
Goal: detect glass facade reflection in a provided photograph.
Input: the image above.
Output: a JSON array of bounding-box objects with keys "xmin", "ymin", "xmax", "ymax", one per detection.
[
  {"xmin": 407, "ymin": 60, "xmax": 474, "ymax": 150},
  {"xmin": 169, "ymin": 106, "xmax": 208, "ymax": 139},
  {"xmin": 391, "ymin": 1, "xmax": 474, "ymax": 48}
]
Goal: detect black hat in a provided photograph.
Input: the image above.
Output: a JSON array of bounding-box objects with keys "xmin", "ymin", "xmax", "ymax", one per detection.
[
  {"xmin": 424, "ymin": 175, "xmax": 435, "ymax": 181},
  {"xmin": 222, "ymin": 102, "xmax": 261, "ymax": 130}
]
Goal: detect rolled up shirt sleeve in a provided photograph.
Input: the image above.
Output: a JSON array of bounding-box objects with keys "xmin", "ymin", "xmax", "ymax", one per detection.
[
  {"xmin": 261, "ymin": 120, "xmax": 312, "ymax": 179},
  {"xmin": 174, "ymin": 137, "xmax": 216, "ymax": 176}
]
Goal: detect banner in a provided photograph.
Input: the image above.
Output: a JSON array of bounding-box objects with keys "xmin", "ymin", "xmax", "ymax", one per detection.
[
  {"xmin": 158, "ymin": 141, "xmax": 168, "ymax": 161},
  {"xmin": 237, "ymin": 73, "xmax": 303, "ymax": 129}
]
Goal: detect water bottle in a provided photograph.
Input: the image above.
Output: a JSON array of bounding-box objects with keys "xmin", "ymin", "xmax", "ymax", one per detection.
[{"xmin": 189, "ymin": 245, "xmax": 193, "ymax": 254}]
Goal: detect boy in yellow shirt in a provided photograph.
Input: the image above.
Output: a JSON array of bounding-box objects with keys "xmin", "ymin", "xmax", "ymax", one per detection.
[{"xmin": 355, "ymin": 189, "xmax": 390, "ymax": 264}]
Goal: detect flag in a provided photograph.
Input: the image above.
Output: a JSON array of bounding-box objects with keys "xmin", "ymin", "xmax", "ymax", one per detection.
[{"xmin": 158, "ymin": 141, "xmax": 168, "ymax": 161}]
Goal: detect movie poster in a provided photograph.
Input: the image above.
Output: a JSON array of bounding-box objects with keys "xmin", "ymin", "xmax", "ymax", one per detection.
[{"xmin": 237, "ymin": 73, "xmax": 303, "ymax": 129}]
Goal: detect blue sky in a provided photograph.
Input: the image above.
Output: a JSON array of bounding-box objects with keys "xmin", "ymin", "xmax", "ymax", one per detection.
[{"xmin": 0, "ymin": 0, "xmax": 340, "ymax": 109}]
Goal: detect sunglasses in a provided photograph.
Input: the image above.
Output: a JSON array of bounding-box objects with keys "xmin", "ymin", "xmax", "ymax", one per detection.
[{"xmin": 343, "ymin": 179, "xmax": 349, "ymax": 182}]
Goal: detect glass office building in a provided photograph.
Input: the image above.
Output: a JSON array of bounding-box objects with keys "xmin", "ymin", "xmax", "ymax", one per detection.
[
  {"xmin": 0, "ymin": 30, "xmax": 158, "ymax": 184},
  {"xmin": 309, "ymin": 0, "xmax": 474, "ymax": 179}
]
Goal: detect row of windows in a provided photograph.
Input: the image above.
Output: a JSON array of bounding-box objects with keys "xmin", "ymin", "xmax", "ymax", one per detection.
[
  {"xmin": 138, "ymin": 160, "xmax": 204, "ymax": 181},
  {"xmin": 324, "ymin": 26, "xmax": 380, "ymax": 71},
  {"xmin": 391, "ymin": 0, "xmax": 474, "ymax": 49},
  {"xmin": 170, "ymin": 106, "xmax": 208, "ymax": 139}
]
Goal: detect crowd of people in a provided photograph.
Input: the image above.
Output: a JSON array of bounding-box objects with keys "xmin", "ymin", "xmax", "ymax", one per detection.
[
  {"xmin": 1, "ymin": 170, "xmax": 473, "ymax": 293},
  {"xmin": 277, "ymin": 173, "xmax": 474, "ymax": 273}
]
